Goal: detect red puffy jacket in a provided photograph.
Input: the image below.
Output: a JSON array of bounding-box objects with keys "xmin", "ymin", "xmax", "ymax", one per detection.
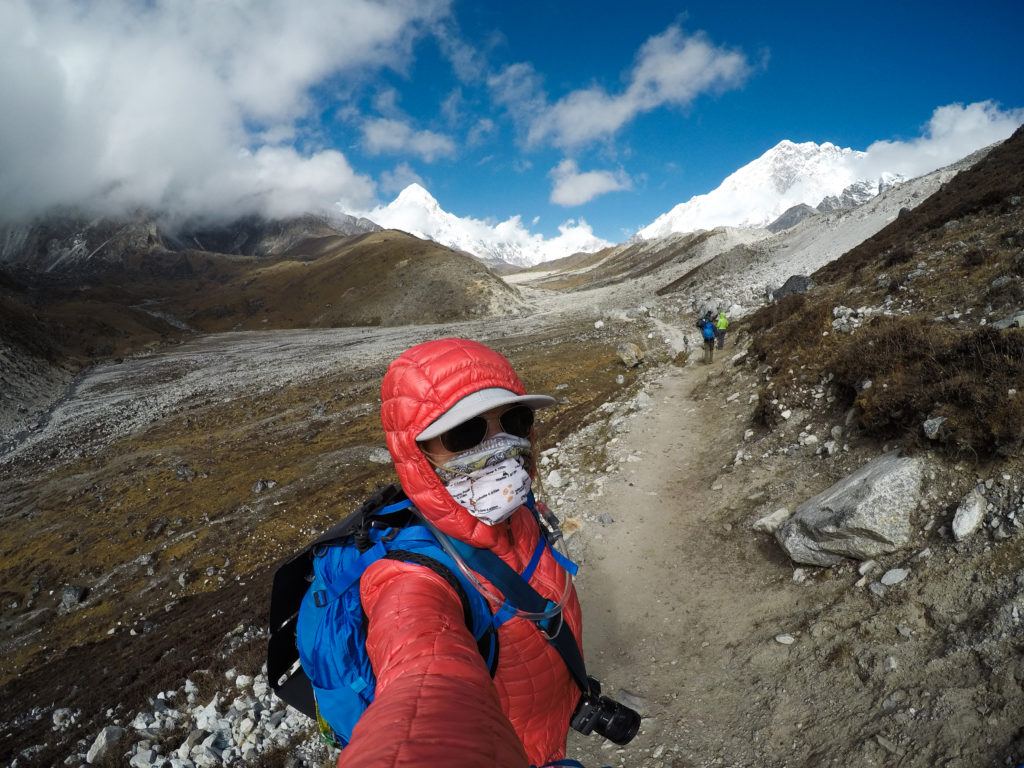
[{"xmin": 338, "ymin": 338, "xmax": 584, "ymax": 768}]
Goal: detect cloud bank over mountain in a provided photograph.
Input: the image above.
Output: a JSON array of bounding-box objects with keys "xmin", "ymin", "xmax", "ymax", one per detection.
[{"xmin": 0, "ymin": 0, "xmax": 448, "ymax": 223}]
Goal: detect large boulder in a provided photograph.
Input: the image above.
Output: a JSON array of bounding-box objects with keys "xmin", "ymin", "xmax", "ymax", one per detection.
[
  {"xmin": 775, "ymin": 453, "xmax": 925, "ymax": 566},
  {"xmin": 770, "ymin": 275, "xmax": 813, "ymax": 302}
]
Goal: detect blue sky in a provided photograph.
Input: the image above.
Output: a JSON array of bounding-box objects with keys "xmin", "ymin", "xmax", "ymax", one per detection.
[
  {"xmin": 3, "ymin": 0, "xmax": 1023, "ymax": 240},
  {"xmin": 342, "ymin": 0, "xmax": 1024, "ymax": 239}
]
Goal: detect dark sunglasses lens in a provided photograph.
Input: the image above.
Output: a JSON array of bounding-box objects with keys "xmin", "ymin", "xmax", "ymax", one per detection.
[
  {"xmin": 440, "ymin": 417, "xmax": 488, "ymax": 452},
  {"xmin": 500, "ymin": 405, "xmax": 535, "ymax": 437}
]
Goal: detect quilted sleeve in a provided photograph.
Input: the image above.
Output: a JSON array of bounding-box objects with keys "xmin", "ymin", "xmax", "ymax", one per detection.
[{"xmin": 338, "ymin": 558, "xmax": 529, "ymax": 768}]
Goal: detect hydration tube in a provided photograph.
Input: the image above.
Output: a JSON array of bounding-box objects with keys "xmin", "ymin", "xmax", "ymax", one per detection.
[{"xmin": 416, "ymin": 509, "xmax": 574, "ymax": 622}]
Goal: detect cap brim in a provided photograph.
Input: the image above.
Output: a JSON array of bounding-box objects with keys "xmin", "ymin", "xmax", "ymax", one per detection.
[{"xmin": 416, "ymin": 387, "xmax": 556, "ymax": 441}]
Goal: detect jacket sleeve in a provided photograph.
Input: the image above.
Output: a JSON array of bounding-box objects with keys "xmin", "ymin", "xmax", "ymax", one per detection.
[{"xmin": 338, "ymin": 558, "xmax": 529, "ymax": 768}]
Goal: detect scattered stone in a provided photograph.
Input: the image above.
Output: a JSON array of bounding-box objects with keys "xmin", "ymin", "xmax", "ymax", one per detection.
[
  {"xmin": 251, "ymin": 478, "xmax": 277, "ymax": 494},
  {"xmin": 753, "ymin": 508, "xmax": 792, "ymax": 534},
  {"xmin": 175, "ymin": 464, "xmax": 196, "ymax": 482},
  {"xmin": 86, "ymin": 725, "xmax": 124, "ymax": 764},
  {"xmin": 780, "ymin": 409, "xmax": 793, "ymax": 420},
  {"xmin": 59, "ymin": 585, "xmax": 88, "ymax": 612},
  {"xmin": 881, "ymin": 568, "xmax": 910, "ymax": 586},
  {"xmin": 793, "ymin": 568, "xmax": 808, "ymax": 584},
  {"xmin": 616, "ymin": 342, "xmax": 644, "ymax": 368},
  {"xmin": 367, "ymin": 447, "xmax": 392, "ymax": 465},
  {"xmin": 52, "ymin": 708, "xmax": 76, "ymax": 729},
  {"xmin": 775, "ymin": 633, "xmax": 796, "ymax": 645},
  {"xmin": 594, "ymin": 320, "xmax": 605, "ymax": 329},
  {"xmin": 922, "ymin": 416, "xmax": 947, "ymax": 440},
  {"xmin": 775, "ymin": 454, "xmax": 925, "ymax": 567},
  {"xmin": 547, "ymin": 471, "xmax": 563, "ymax": 489},
  {"xmin": 868, "ymin": 582, "xmax": 888, "ymax": 598},
  {"xmin": 953, "ymin": 487, "xmax": 986, "ymax": 541},
  {"xmin": 858, "ymin": 560, "xmax": 877, "ymax": 576},
  {"xmin": 615, "ymin": 374, "xmax": 625, "ymax": 385}
]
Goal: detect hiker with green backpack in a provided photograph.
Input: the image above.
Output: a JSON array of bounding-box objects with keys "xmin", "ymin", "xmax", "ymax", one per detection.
[{"xmin": 269, "ymin": 338, "xmax": 639, "ymax": 767}]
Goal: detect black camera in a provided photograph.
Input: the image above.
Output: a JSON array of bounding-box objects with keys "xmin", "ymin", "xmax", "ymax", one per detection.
[{"xmin": 570, "ymin": 677, "xmax": 641, "ymax": 745}]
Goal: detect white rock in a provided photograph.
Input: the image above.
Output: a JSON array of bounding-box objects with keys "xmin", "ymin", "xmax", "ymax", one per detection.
[
  {"xmin": 86, "ymin": 725, "xmax": 124, "ymax": 764},
  {"xmin": 780, "ymin": 409, "xmax": 793, "ymax": 420},
  {"xmin": 547, "ymin": 471, "xmax": 563, "ymax": 489},
  {"xmin": 775, "ymin": 634, "xmax": 796, "ymax": 645},
  {"xmin": 952, "ymin": 487, "xmax": 986, "ymax": 541},
  {"xmin": 857, "ymin": 560, "xmax": 877, "ymax": 576},
  {"xmin": 52, "ymin": 708, "xmax": 75, "ymax": 729},
  {"xmin": 594, "ymin": 320, "xmax": 605, "ymax": 329},
  {"xmin": 881, "ymin": 568, "xmax": 909, "ymax": 586},
  {"xmin": 753, "ymin": 508, "xmax": 792, "ymax": 534},
  {"xmin": 234, "ymin": 674, "xmax": 252, "ymax": 690}
]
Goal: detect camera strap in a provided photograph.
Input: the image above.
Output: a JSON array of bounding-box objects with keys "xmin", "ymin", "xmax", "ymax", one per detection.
[{"xmin": 444, "ymin": 533, "xmax": 593, "ymax": 696}]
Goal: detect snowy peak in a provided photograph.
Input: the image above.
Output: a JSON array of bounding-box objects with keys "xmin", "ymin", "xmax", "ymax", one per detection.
[
  {"xmin": 363, "ymin": 184, "xmax": 610, "ymax": 267},
  {"xmin": 638, "ymin": 139, "xmax": 869, "ymax": 239},
  {"xmin": 817, "ymin": 173, "xmax": 906, "ymax": 213},
  {"xmin": 393, "ymin": 183, "xmax": 441, "ymax": 210}
]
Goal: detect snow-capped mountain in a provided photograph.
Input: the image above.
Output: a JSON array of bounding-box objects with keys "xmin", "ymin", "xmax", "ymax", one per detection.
[
  {"xmin": 638, "ymin": 140, "xmax": 870, "ymax": 239},
  {"xmin": 362, "ymin": 184, "xmax": 610, "ymax": 267},
  {"xmin": 816, "ymin": 173, "xmax": 905, "ymax": 213}
]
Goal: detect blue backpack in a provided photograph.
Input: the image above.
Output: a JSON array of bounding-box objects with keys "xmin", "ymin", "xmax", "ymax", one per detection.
[
  {"xmin": 700, "ymin": 319, "xmax": 716, "ymax": 341},
  {"xmin": 267, "ymin": 484, "xmax": 589, "ymax": 749}
]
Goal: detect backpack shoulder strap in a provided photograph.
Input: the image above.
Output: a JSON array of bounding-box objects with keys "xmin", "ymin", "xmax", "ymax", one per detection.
[{"xmin": 442, "ymin": 533, "xmax": 590, "ymax": 695}]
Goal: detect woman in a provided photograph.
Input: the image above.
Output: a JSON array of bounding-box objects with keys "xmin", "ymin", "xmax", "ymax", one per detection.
[{"xmin": 339, "ymin": 337, "xmax": 584, "ymax": 767}]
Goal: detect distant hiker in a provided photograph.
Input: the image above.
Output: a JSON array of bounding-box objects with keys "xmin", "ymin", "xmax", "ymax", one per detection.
[
  {"xmin": 699, "ymin": 316, "xmax": 717, "ymax": 363},
  {"xmin": 715, "ymin": 310, "xmax": 730, "ymax": 350},
  {"xmin": 270, "ymin": 338, "xmax": 639, "ymax": 767}
]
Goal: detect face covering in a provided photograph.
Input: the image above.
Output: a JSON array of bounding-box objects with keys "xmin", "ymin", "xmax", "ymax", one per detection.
[{"xmin": 437, "ymin": 434, "xmax": 533, "ymax": 525}]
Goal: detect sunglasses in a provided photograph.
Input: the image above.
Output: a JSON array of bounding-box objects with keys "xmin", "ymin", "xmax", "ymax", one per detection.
[{"xmin": 438, "ymin": 405, "xmax": 535, "ymax": 452}]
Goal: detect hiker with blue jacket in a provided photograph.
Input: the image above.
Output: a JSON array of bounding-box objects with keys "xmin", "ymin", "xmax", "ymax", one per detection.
[{"xmin": 698, "ymin": 313, "xmax": 717, "ymax": 363}]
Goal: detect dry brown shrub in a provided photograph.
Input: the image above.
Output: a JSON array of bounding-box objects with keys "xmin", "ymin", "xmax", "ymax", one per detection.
[
  {"xmin": 830, "ymin": 318, "xmax": 1024, "ymax": 456},
  {"xmin": 748, "ymin": 294, "xmax": 833, "ymax": 365}
]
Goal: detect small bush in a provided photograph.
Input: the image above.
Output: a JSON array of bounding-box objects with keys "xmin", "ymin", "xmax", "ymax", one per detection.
[
  {"xmin": 830, "ymin": 318, "xmax": 1024, "ymax": 456},
  {"xmin": 962, "ymin": 248, "xmax": 988, "ymax": 268},
  {"xmin": 884, "ymin": 246, "xmax": 914, "ymax": 267},
  {"xmin": 749, "ymin": 294, "xmax": 833, "ymax": 365}
]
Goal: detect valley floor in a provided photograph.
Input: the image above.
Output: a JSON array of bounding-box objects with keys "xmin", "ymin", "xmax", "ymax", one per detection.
[{"xmin": 4, "ymin": 307, "xmax": 1023, "ymax": 768}]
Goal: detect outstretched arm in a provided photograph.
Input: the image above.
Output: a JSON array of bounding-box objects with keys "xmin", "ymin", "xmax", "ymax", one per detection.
[{"xmin": 339, "ymin": 559, "xmax": 528, "ymax": 768}]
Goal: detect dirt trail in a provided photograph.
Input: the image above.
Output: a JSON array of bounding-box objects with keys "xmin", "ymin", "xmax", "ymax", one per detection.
[{"xmin": 567, "ymin": 357, "xmax": 803, "ymax": 768}]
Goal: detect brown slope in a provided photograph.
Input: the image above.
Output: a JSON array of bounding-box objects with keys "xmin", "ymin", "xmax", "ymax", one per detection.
[{"xmin": 176, "ymin": 229, "xmax": 522, "ymax": 331}]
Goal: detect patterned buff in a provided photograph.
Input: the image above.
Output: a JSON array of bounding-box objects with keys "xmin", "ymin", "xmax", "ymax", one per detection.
[
  {"xmin": 434, "ymin": 434, "xmax": 532, "ymax": 482},
  {"xmin": 436, "ymin": 434, "xmax": 533, "ymax": 526}
]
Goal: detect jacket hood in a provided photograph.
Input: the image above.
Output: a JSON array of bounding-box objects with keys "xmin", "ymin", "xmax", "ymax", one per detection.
[{"xmin": 381, "ymin": 338, "xmax": 530, "ymax": 549}]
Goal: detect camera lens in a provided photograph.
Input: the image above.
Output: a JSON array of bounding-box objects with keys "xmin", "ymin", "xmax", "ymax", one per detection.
[{"xmin": 593, "ymin": 696, "xmax": 641, "ymax": 745}]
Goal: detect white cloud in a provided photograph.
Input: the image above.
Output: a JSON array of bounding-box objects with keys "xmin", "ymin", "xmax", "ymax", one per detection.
[
  {"xmin": 549, "ymin": 159, "xmax": 631, "ymax": 206},
  {"xmin": 467, "ymin": 118, "xmax": 496, "ymax": 146},
  {"xmin": 361, "ymin": 117, "xmax": 456, "ymax": 162},
  {"xmin": 0, "ymin": 0, "xmax": 449, "ymax": 223},
  {"xmin": 851, "ymin": 101, "xmax": 1024, "ymax": 180},
  {"xmin": 490, "ymin": 25, "xmax": 750, "ymax": 150},
  {"xmin": 379, "ymin": 162, "xmax": 425, "ymax": 196}
]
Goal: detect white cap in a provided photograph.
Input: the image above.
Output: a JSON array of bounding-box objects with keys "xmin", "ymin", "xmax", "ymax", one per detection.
[{"xmin": 416, "ymin": 387, "xmax": 556, "ymax": 441}]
